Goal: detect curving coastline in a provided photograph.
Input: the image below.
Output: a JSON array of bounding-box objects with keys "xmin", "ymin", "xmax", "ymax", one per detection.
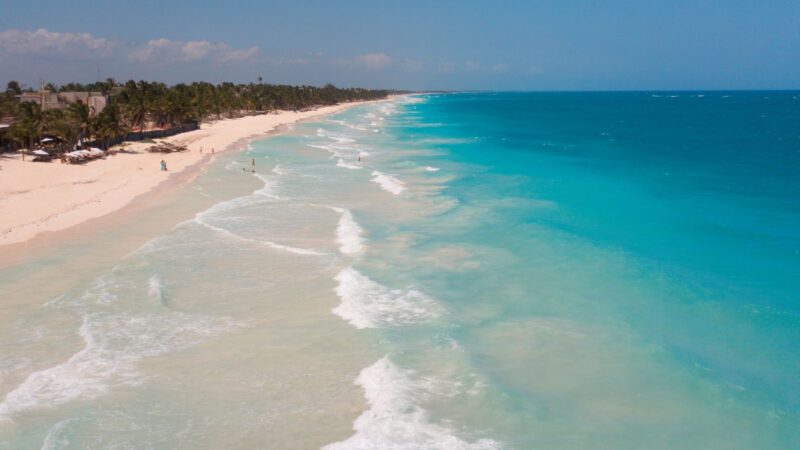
[{"xmin": 0, "ymin": 100, "xmax": 381, "ymax": 249}]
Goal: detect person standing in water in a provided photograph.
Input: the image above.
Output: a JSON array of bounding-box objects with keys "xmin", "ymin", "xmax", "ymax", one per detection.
[{"xmin": 252, "ymin": 158, "xmax": 255, "ymax": 166}]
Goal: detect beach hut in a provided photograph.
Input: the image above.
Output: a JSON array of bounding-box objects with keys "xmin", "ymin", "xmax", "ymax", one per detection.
[
  {"xmin": 38, "ymin": 136, "xmax": 66, "ymax": 154},
  {"xmin": 31, "ymin": 149, "xmax": 52, "ymax": 162}
]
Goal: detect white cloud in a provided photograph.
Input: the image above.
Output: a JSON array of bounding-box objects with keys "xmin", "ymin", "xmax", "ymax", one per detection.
[
  {"xmin": 128, "ymin": 38, "xmax": 172, "ymax": 62},
  {"xmin": 180, "ymin": 40, "xmax": 214, "ymax": 61},
  {"xmin": 355, "ymin": 53, "xmax": 392, "ymax": 70},
  {"xmin": 219, "ymin": 46, "xmax": 260, "ymax": 63},
  {"xmin": 0, "ymin": 28, "xmax": 259, "ymax": 65},
  {"xmin": 129, "ymin": 38, "xmax": 259, "ymax": 64},
  {"xmin": 0, "ymin": 28, "xmax": 115, "ymax": 57}
]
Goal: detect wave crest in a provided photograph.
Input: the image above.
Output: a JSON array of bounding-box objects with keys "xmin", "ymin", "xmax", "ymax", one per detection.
[
  {"xmin": 323, "ymin": 357, "xmax": 500, "ymax": 450},
  {"xmin": 330, "ymin": 208, "xmax": 364, "ymax": 255},
  {"xmin": 371, "ymin": 171, "xmax": 406, "ymax": 195},
  {"xmin": 0, "ymin": 312, "xmax": 238, "ymax": 420},
  {"xmin": 333, "ymin": 268, "xmax": 439, "ymax": 329}
]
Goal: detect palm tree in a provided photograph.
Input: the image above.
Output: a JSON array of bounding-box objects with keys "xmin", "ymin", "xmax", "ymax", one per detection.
[
  {"xmin": 151, "ymin": 96, "xmax": 173, "ymax": 136},
  {"xmin": 67, "ymin": 101, "xmax": 93, "ymax": 144},
  {"xmin": 14, "ymin": 101, "xmax": 45, "ymax": 148},
  {"xmin": 94, "ymin": 103, "xmax": 128, "ymax": 149},
  {"xmin": 49, "ymin": 119, "xmax": 78, "ymax": 151},
  {"xmin": 7, "ymin": 124, "xmax": 29, "ymax": 151},
  {"xmin": 4, "ymin": 79, "xmax": 392, "ymax": 154},
  {"xmin": 5, "ymin": 80, "xmax": 22, "ymax": 95},
  {"xmin": 101, "ymin": 78, "xmax": 116, "ymax": 95},
  {"xmin": 125, "ymin": 94, "xmax": 148, "ymax": 138}
]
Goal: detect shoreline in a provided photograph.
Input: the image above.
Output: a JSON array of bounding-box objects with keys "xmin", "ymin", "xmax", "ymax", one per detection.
[{"xmin": 0, "ymin": 99, "xmax": 382, "ymax": 252}]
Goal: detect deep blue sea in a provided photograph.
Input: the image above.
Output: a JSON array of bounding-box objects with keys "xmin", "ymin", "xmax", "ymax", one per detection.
[{"xmin": 1, "ymin": 92, "xmax": 798, "ymax": 449}]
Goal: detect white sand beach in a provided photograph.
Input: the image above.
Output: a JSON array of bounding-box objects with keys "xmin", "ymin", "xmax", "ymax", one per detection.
[{"xmin": 0, "ymin": 101, "xmax": 376, "ymax": 248}]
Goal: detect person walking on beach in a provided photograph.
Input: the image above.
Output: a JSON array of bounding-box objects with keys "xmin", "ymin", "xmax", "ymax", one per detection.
[
  {"xmin": 160, "ymin": 160, "xmax": 167, "ymax": 171},
  {"xmin": 252, "ymin": 158, "xmax": 255, "ymax": 166}
]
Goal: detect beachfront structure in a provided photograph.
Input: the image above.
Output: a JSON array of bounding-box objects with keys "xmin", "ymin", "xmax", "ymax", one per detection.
[
  {"xmin": 16, "ymin": 91, "xmax": 108, "ymax": 116},
  {"xmin": 0, "ymin": 123, "xmax": 10, "ymax": 151}
]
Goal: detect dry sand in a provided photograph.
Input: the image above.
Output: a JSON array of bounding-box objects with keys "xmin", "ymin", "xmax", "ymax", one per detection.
[{"xmin": 0, "ymin": 101, "xmax": 374, "ymax": 248}]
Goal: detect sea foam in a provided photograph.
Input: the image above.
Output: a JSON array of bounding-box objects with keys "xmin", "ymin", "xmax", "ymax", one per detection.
[
  {"xmin": 0, "ymin": 311, "xmax": 238, "ymax": 420},
  {"xmin": 148, "ymin": 275, "xmax": 165, "ymax": 304},
  {"xmin": 330, "ymin": 208, "xmax": 364, "ymax": 254},
  {"xmin": 41, "ymin": 419, "xmax": 72, "ymax": 450},
  {"xmin": 189, "ymin": 173, "xmax": 327, "ymax": 256},
  {"xmin": 337, "ymin": 159, "xmax": 362, "ymax": 170},
  {"xmin": 194, "ymin": 215, "xmax": 326, "ymax": 256},
  {"xmin": 333, "ymin": 268, "xmax": 439, "ymax": 329},
  {"xmin": 253, "ymin": 173, "xmax": 280, "ymax": 199},
  {"xmin": 323, "ymin": 357, "xmax": 499, "ymax": 450},
  {"xmin": 317, "ymin": 128, "xmax": 356, "ymax": 143},
  {"xmin": 371, "ymin": 171, "xmax": 406, "ymax": 195}
]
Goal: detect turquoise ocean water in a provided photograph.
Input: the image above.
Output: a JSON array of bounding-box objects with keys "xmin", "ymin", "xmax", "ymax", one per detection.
[{"xmin": 0, "ymin": 92, "xmax": 798, "ymax": 449}]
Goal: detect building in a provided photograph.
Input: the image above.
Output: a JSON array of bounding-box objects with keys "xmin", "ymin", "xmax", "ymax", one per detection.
[{"xmin": 16, "ymin": 91, "xmax": 108, "ymax": 116}]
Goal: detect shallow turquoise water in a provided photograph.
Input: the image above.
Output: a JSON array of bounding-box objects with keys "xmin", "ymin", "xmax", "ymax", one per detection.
[
  {"xmin": 370, "ymin": 92, "xmax": 800, "ymax": 448},
  {"xmin": 1, "ymin": 92, "xmax": 798, "ymax": 449}
]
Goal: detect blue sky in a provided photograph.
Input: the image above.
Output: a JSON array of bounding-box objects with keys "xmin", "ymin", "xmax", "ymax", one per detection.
[{"xmin": 0, "ymin": 0, "xmax": 798, "ymax": 90}]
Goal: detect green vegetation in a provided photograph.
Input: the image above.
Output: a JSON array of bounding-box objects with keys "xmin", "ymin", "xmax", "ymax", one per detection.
[{"xmin": 0, "ymin": 79, "xmax": 390, "ymax": 151}]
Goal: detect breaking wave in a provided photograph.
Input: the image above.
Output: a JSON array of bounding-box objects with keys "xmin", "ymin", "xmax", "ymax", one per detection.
[
  {"xmin": 333, "ymin": 268, "xmax": 439, "ymax": 329},
  {"xmin": 330, "ymin": 208, "xmax": 364, "ymax": 255},
  {"xmin": 323, "ymin": 357, "xmax": 500, "ymax": 450},
  {"xmin": 371, "ymin": 171, "xmax": 406, "ymax": 195},
  {"xmin": 0, "ymin": 311, "xmax": 238, "ymax": 420}
]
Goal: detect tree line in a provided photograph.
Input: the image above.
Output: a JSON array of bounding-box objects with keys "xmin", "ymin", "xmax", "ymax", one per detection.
[{"xmin": 0, "ymin": 79, "xmax": 391, "ymax": 151}]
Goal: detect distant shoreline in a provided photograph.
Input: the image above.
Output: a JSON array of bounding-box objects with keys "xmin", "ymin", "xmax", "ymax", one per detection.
[{"xmin": 0, "ymin": 99, "xmax": 385, "ymax": 250}]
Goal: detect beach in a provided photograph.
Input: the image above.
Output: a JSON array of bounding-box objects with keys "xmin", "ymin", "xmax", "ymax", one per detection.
[
  {"xmin": 0, "ymin": 93, "xmax": 798, "ymax": 449},
  {"xmin": 1, "ymin": 0, "xmax": 797, "ymax": 446},
  {"xmin": 0, "ymin": 101, "xmax": 376, "ymax": 249}
]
